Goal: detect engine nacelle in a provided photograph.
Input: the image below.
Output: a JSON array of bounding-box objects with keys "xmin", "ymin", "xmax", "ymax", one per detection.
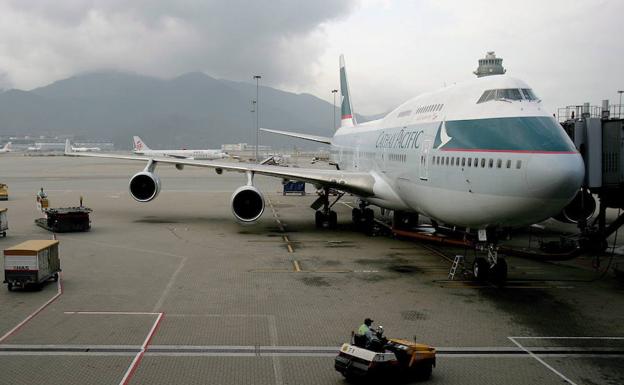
[
  {"xmin": 231, "ymin": 185, "xmax": 265, "ymax": 222},
  {"xmin": 129, "ymin": 171, "xmax": 161, "ymax": 202},
  {"xmin": 554, "ymin": 190, "xmax": 596, "ymax": 224}
]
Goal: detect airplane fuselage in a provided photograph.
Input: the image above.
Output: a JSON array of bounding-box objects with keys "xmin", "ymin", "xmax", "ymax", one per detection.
[
  {"xmin": 134, "ymin": 149, "xmax": 228, "ymax": 160},
  {"xmin": 330, "ymin": 75, "xmax": 584, "ymax": 228}
]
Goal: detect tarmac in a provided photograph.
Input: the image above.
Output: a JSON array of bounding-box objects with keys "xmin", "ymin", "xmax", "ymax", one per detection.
[{"xmin": 0, "ymin": 154, "xmax": 623, "ymax": 385}]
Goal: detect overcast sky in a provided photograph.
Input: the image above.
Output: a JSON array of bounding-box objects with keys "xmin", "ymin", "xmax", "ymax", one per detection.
[{"xmin": 0, "ymin": 0, "xmax": 622, "ymax": 115}]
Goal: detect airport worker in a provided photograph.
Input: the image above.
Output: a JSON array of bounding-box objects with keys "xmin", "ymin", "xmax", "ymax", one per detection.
[
  {"xmin": 37, "ymin": 187, "xmax": 47, "ymax": 199},
  {"xmin": 356, "ymin": 318, "xmax": 374, "ymax": 347}
]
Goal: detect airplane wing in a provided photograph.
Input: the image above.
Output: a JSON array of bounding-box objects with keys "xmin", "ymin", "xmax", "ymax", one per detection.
[
  {"xmin": 259, "ymin": 128, "xmax": 332, "ymax": 145},
  {"xmin": 64, "ymin": 141, "xmax": 373, "ymax": 196}
]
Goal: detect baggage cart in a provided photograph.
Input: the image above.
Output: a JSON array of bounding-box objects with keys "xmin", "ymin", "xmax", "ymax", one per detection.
[
  {"xmin": 0, "ymin": 208, "xmax": 7, "ymax": 237},
  {"xmin": 0, "ymin": 184, "xmax": 7, "ymax": 201},
  {"xmin": 4, "ymin": 240, "xmax": 61, "ymax": 291},
  {"xmin": 35, "ymin": 207, "xmax": 92, "ymax": 233},
  {"xmin": 283, "ymin": 181, "xmax": 306, "ymax": 196}
]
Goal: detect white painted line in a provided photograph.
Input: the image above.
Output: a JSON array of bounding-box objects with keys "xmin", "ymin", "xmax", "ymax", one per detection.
[
  {"xmin": 0, "ymin": 276, "xmax": 63, "ymax": 343},
  {"xmin": 510, "ymin": 336, "xmax": 624, "ymax": 340},
  {"xmin": 508, "ymin": 337, "xmax": 579, "ymax": 385},
  {"xmin": 64, "ymin": 311, "xmax": 159, "ymax": 316},
  {"xmin": 152, "ymin": 256, "xmax": 187, "ymax": 312},
  {"xmin": 118, "ymin": 312, "xmax": 164, "ymax": 385}
]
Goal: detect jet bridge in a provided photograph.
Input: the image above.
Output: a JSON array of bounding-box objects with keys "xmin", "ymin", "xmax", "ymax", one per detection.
[{"xmin": 559, "ymin": 100, "xmax": 624, "ymax": 251}]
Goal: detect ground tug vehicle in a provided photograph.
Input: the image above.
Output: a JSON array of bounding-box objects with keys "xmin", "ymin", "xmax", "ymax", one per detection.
[{"xmin": 334, "ymin": 327, "xmax": 436, "ymax": 381}]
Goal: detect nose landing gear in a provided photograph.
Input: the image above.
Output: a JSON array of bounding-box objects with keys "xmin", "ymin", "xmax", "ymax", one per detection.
[{"xmin": 472, "ymin": 244, "xmax": 507, "ymax": 285}]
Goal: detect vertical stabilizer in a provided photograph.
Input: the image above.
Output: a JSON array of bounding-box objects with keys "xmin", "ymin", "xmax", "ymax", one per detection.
[
  {"xmin": 133, "ymin": 136, "xmax": 150, "ymax": 152},
  {"xmin": 1, "ymin": 142, "xmax": 10, "ymax": 151},
  {"xmin": 339, "ymin": 55, "xmax": 357, "ymax": 128}
]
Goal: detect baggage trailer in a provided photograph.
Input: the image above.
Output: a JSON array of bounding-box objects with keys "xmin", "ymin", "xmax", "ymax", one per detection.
[
  {"xmin": 283, "ymin": 181, "xmax": 306, "ymax": 196},
  {"xmin": 35, "ymin": 207, "xmax": 92, "ymax": 233},
  {"xmin": 4, "ymin": 240, "xmax": 61, "ymax": 291},
  {"xmin": 0, "ymin": 183, "xmax": 7, "ymax": 201},
  {"xmin": 0, "ymin": 208, "xmax": 7, "ymax": 237}
]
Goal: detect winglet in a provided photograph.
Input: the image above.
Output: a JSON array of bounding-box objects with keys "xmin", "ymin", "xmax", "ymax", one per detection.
[{"xmin": 340, "ymin": 54, "xmax": 356, "ymax": 128}]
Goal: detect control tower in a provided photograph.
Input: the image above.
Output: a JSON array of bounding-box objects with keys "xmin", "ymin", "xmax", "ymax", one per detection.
[{"xmin": 474, "ymin": 51, "xmax": 506, "ymax": 77}]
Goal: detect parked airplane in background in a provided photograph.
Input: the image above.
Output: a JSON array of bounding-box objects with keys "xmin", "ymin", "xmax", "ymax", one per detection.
[
  {"xmin": 65, "ymin": 55, "xmax": 585, "ymax": 283},
  {"xmin": 133, "ymin": 136, "xmax": 229, "ymax": 160},
  {"xmin": 71, "ymin": 144, "xmax": 101, "ymax": 152},
  {"xmin": 0, "ymin": 142, "xmax": 11, "ymax": 153}
]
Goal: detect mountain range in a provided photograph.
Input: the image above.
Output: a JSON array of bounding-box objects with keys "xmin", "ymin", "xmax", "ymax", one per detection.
[{"xmin": 0, "ymin": 72, "xmax": 382, "ymax": 150}]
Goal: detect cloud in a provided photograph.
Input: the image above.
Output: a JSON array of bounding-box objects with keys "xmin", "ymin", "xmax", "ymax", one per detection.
[{"xmin": 0, "ymin": 1, "xmax": 356, "ymax": 90}]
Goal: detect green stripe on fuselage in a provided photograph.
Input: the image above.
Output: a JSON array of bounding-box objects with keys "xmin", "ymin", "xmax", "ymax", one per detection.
[{"xmin": 434, "ymin": 117, "xmax": 575, "ymax": 152}]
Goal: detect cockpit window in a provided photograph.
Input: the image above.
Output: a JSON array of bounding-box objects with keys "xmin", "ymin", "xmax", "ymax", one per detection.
[
  {"xmin": 496, "ymin": 88, "xmax": 522, "ymax": 101},
  {"xmin": 477, "ymin": 88, "xmax": 537, "ymax": 104},
  {"xmin": 521, "ymin": 88, "xmax": 538, "ymax": 101}
]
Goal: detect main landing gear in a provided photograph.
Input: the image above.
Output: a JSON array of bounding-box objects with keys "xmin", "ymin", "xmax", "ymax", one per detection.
[
  {"xmin": 312, "ymin": 187, "xmax": 343, "ymax": 229},
  {"xmin": 472, "ymin": 244, "xmax": 507, "ymax": 285},
  {"xmin": 351, "ymin": 201, "xmax": 375, "ymax": 234}
]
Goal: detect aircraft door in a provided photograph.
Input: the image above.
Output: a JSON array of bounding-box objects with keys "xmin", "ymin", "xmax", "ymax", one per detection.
[{"xmin": 419, "ymin": 140, "xmax": 432, "ymax": 180}]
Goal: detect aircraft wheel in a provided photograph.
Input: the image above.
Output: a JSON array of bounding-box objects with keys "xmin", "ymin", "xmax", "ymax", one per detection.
[
  {"xmin": 352, "ymin": 208, "xmax": 361, "ymax": 224},
  {"xmin": 329, "ymin": 211, "xmax": 338, "ymax": 228},
  {"xmin": 473, "ymin": 258, "xmax": 489, "ymax": 282},
  {"xmin": 7, "ymin": 282, "xmax": 13, "ymax": 292},
  {"xmin": 489, "ymin": 258, "xmax": 508, "ymax": 286},
  {"xmin": 315, "ymin": 210, "xmax": 323, "ymax": 228}
]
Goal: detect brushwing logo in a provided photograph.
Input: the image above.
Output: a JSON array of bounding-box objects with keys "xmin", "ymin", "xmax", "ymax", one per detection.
[
  {"xmin": 135, "ymin": 139, "xmax": 143, "ymax": 151},
  {"xmin": 433, "ymin": 120, "xmax": 453, "ymax": 150}
]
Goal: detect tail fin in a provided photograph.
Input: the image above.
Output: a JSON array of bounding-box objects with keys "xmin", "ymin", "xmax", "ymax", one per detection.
[
  {"xmin": 133, "ymin": 136, "xmax": 150, "ymax": 151},
  {"xmin": 1, "ymin": 142, "xmax": 10, "ymax": 151},
  {"xmin": 339, "ymin": 54, "xmax": 356, "ymax": 128}
]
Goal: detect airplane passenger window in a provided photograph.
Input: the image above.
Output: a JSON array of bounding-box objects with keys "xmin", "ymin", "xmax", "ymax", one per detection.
[
  {"xmin": 451, "ymin": 157, "xmax": 455, "ymax": 166},
  {"xmin": 481, "ymin": 158, "xmax": 485, "ymax": 167},
  {"xmin": 461, "ymin": 158, "xmax": 466, "ymax": 167},
  {"xmin": 468, "ymin": 158, "xmax": 472, "ymax": 167},
  {"xmin": 497, "ymin": 159, "xmax": 502, "ymax": 168},
  {"xmin": 446, "ymin": 157, "xmax": 449, "ymax": 165},
  {"xmin": 506, "ymin": 159, "xmax": 511, "ymax": 168},
  {"xmin": 456, "ymin": 157, "xmax": 460, "ymax": 166},
  {"xmin": 474, "ymin": 158, "xmax": 478, "ymax": 167},
  {"xmin": 516, "ymin": 160, "xmax": 522, "ymax": 169},
  {"xmin": 488, "ymin": 159, "xmax": 493, "ymax": 168}
]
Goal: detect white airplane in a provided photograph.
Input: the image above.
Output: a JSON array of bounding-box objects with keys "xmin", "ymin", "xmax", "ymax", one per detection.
[
  {"xmin": 71, "ymin": 145, "xmax": 101, "ymax": 152},
  {"xmin": 65, "ymin": 55, "xmax": 584, "ymax": 283},
  {"xmin": 133, "ymin": 136, "xmax": 229, "ymax": 160},
  {"xmin": 0, "ymin": 142, "xmax": 11, "ymax": 153}
]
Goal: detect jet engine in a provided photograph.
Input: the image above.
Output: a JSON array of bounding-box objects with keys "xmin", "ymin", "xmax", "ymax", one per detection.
[
  {"xmin": 129, "ymin": 171, "xmax": 161, "ymax": 202},
  {"xmin": 231, "ymin": 185, "xmax": 265, "ymax": 222},
  {"xmin": 554, "ymin": 190, "xmax": 596, "ymax": 224}
]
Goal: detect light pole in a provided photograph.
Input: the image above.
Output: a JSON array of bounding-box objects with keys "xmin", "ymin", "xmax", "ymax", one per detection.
[
  {"xmin": 251, "ymin": 99, "xmax": 256, "ymax": 158},
  {"xmin": 618, "ymin": 90, "xmax": 624, "ymax": 119},
  {"xmin": 331, "ymin": 89, "xmax": 338, "ymax": 130},
  {"xmin": 253, "ymin": 75, "xmax": 262, "ymax": 163}
]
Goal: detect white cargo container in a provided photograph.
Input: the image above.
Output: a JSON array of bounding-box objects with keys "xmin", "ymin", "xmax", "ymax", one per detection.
[{"xmin": 3, "ymin": 240, "xmax": 61, "ymax": 291}]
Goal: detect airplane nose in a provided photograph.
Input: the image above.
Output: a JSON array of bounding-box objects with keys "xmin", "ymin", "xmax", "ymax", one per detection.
[{"xmin": 525, "ymin": 153, "xmax": 585, "ymax": 200}]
